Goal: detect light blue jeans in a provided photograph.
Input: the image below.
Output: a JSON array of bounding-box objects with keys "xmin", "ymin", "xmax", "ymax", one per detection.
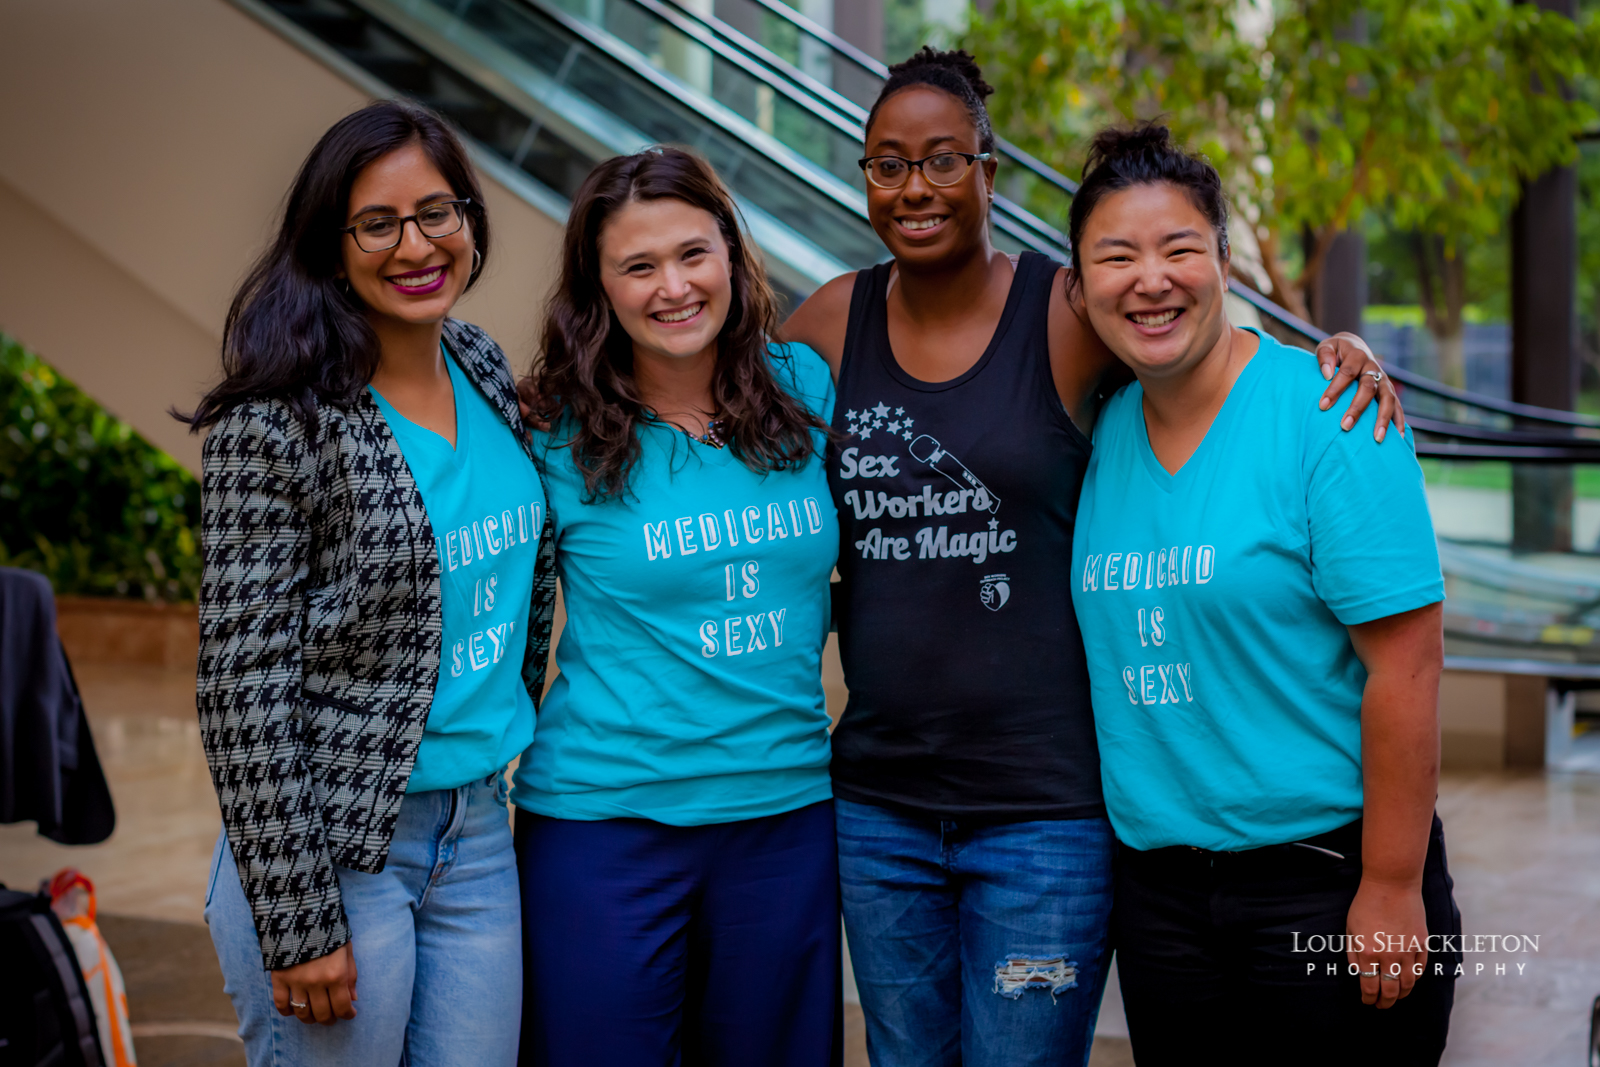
[{"xmin": 205, "ymin": 772, "xmax": 521, "ymax": 1067}]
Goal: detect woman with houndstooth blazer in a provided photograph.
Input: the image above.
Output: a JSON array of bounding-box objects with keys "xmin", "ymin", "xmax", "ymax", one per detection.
[{"xmin": 180, "ymin": 101, "xmax": 553, "ymax": 1067}]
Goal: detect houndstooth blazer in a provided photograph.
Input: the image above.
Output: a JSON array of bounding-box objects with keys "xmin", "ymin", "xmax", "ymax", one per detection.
[{"xmin": 196, "ymin": 319, "xmax": 555, "ymax": 971}]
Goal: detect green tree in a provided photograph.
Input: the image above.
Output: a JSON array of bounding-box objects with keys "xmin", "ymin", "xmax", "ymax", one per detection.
[
  {"xmin": 965, "ymin": 0, "xmax": 1597, "ymax": 385},
  {"xmin": 0, "ymin": 335, "xmax": 201, "ymax": 602}
]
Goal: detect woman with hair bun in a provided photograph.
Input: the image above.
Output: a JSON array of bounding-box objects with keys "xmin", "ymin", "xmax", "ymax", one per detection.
[
  {"xmin": 1069, "ymin": 123, "xmax": 1458, "ymax": 1065},
  {"xmin": 780, "ymin": 47, "xmax": 1406, "ymax": 1067},
  {"xmin": 512, "ymin": 146, "xmax": 841, "ymax": 1066},
  {"xmin": 190, "ymin": 99, "xmax": 551, "ymax": 1066}
]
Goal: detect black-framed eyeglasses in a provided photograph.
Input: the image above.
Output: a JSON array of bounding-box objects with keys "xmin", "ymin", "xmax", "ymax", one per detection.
[
  {"xmin": 858, "ymin": 152, "xmax": 992, "ymax": 189},
  {"xmin": 340, "ymin": 199, "xmax": 471, "ymax": 253}
]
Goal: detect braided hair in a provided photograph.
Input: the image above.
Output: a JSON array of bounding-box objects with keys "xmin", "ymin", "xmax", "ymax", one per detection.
[{"xmin": 864, "ymin": 46, "xmax": 996, "ymax": 153}]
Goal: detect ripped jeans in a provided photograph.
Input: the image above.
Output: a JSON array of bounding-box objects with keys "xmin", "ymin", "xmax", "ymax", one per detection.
[{"xmin": 836, "ymin": 800, "xmax": 1114, "ymax": 1067}]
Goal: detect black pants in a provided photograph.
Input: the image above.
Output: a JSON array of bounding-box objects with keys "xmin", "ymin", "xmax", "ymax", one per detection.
[{"xmin": 1113, "ymin": 815, "xmax": 1461, "ymax": 1067}]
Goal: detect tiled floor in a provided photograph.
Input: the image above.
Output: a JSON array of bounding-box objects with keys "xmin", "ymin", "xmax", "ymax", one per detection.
[{"xmin": 2, "ymin": 664, "xmax": 1596, "ymax": 1065}]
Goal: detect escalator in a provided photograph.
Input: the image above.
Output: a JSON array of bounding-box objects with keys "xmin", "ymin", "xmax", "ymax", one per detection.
[{"xmin": 249, "ymin": 0, "xmax": 1600, "ymax": 677}]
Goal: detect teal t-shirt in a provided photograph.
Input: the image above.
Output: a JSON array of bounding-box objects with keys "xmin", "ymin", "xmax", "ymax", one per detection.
[
  {"xmin": 370, "ymin": 352, "xmax": 546, "ymax": 793},
  {"xmin": 1071, "ymin": 329, "xmax": 1444, "ymax": 852},
  {"xmin": 511, "ymin": 343, "xmax": 839, "ymax": 825}
]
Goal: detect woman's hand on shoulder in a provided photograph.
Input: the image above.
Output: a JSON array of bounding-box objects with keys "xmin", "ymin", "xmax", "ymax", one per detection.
[
  {"xmin": 272, "ymin": 940, "xmax": 358, "ymax": 1025},
  {"xmin": 1316, "ymin": 332, "xmax": 1406, "ymax": 443},
  {"xmin": 777, "ymin": 272, "xmax": 856, "ymax": 381}
]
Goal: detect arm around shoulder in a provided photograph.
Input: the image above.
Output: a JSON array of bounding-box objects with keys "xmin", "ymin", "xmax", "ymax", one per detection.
[{"xmin": 777, "ymin": 271, "xmax": 856, "ymax": 379}]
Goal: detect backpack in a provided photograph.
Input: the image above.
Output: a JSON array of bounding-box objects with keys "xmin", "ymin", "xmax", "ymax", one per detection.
[{"xmin": 0, "ymin": 886, "xmax": 105, "ymax": 1067}]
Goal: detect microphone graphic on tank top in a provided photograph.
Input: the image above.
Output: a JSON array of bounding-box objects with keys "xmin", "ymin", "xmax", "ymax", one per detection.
[{"xmin": 908, "ymin": 435, "xmax": 1001, "ymax": 514}]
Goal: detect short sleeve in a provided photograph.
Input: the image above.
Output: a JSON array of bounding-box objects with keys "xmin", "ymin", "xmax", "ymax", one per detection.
[
  {"xmin": 772, "ymin": 341, "xmax": 835, "ymax": 423},
  {"xmin": 1306, "ymin": 410, "xmax": 1444, "ymax": 625}
]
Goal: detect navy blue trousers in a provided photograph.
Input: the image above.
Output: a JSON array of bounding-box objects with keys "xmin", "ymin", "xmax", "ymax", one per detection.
[{"xmin": 514, "ymin": 800, "xmax": 842, "ymax": 1067}]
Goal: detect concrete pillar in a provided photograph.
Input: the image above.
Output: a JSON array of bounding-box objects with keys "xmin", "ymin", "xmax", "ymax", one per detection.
[
  {"xmin": 1511, "ymin": 0, "xmax": 1578, "ymax": 554},
  {"xmin": 833, "ymin": 0, "xmax": 882, "ymax": 59},
  {"xmin": 1308, "ymin": 14, "xmax": 1368, "ymax": 339}
]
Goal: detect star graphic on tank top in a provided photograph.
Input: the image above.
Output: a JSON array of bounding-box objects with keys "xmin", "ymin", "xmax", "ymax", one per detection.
[
  {"xmin": 902, "ymin": 431, "xmax": 913, "ymax": 441},
  {"xmin": 988, "ymin": 518, "xmax": 1000, "ymax": 530},
  {"xmin": 860, "ymin": 426, "xmax": 874, "ymax": 439},
  {"xmin": 895, "ymin": 407, "xmax": 906, "ymax": 416},
  {"xmin": 872, "ymin": 402, "xmax": 892, "ymax": 419},
  {"xmin": 846, "ymin": 409, "xmax": 858, "ymax": 421},
  {"xmin": 902, "ymin": 417, "xmax": 914, "ymax": 429},
  {"xmin": 887, "ymin": 420, "xmax": 902, "ymax": 434}
]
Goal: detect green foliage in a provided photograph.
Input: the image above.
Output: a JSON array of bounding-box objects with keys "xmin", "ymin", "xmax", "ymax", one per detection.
[
  {"xmin": 963, "ymin": 0, "xmax": 1599, "ymax": 323},
  {"xmin": 885, "ymin": 0, "xmax": 936, "ymax": 61},
  {"xmin": 0, "ymin": 334, "xmax": 200, "ymax": 602}
]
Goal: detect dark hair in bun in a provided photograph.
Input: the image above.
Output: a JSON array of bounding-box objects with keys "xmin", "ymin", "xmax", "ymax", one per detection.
[
  {"xmin": 1067, "ymin": 122, "xmax": 1230, "ymax": 273},
  {"xmin": 865, "ymin": 46, "xmax": 996, "ymax": 154}
]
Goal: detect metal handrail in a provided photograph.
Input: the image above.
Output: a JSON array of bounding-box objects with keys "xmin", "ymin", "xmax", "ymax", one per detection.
[
  {"xmin": 516, "ymin": 0, "xmax": 1067, "ymax": 257},
  {"xmin": 1225, "ymin": 283, "xmax": 1600, "ymax": 428},
  {"xmin": 1407, "ymin": 416, "xmax": 1600, "ymax": 451},
  {"xmin": 735, "ymin": 0, "xmax": 1079, "ymax": 198},
  {"xmin": 640, "ymin": 0, "xmax": 1068, "ymax": 250},
  {"xmin": 729, "ymin": 0, "xmax": 1598, "ymax": 438}
]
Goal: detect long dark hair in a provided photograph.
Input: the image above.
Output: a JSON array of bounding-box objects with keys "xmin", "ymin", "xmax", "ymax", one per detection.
[
  {"xmin": 180, "ymin": 100, "xmax": 490, "ymax": 432},
  {"xmin": 533, "ymin": 147, "xmax": 826, "ymax": 502},
  {"xmin": 1068, "ymin": 122, "xmax": 1230, "ymax": 274}
]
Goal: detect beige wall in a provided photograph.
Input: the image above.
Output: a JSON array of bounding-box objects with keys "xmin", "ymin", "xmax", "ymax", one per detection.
[{"xmin": 0, "ymin": 0, "xmax": 563, "ymax": 474}]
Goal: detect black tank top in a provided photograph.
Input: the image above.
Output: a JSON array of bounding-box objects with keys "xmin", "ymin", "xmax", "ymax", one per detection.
[{"xmin": 827, "ymin": 251, "xmax": 1104, "ymax": 820}]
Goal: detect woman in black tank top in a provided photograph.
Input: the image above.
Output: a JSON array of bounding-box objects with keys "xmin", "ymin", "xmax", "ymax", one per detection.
[{"xmin": 779, "ymin": 48, "xmax": 1403, "ymax": 1067}]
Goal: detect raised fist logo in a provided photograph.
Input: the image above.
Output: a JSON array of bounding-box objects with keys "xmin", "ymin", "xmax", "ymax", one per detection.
[{"xmin": 980, "ymin": 574, "xmax": 1011, "ymax": 611}]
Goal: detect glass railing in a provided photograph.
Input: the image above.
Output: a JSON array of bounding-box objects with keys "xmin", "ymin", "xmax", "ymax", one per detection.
[{"xmin": 259, "ymin": 0, "xmax": 888, "ymax": 301}]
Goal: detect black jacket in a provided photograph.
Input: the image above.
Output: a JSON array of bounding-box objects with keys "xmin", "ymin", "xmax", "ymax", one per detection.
[
  {"xmin": 0, "ymin": 567, "xmax": 114, "ymax": 846},
  {"xmin": 197, "ymin": 319, "xmax": 557, "ymax": 970}
]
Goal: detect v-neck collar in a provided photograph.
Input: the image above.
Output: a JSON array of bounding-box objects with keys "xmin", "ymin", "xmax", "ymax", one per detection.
[
  {"xmin": 1134, "ymin": 327, "xmax": 1265, "ymax": 493},
  {"xmin": 370, "ymin": 348, "xmax": 470, "ymax": 467}
]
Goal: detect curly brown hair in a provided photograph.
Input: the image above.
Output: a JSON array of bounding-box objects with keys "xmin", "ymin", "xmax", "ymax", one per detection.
[{"xmin": 533, "ymin": 147, "xmax": 828, "ymax": 501}]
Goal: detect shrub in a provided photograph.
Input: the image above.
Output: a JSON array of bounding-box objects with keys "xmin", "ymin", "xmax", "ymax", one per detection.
[{"xmin": 0, "ymin": 334, "xmax": 201, "ymax": 602}]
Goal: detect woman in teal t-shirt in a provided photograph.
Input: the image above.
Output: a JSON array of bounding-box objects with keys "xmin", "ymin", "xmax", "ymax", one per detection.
[
  {"xmin": 510, "ymin": 148, "xmax": 840, "ymax": 1065},
  {"xmin": 1068, "ymin": 125, "xmax": 1459, "ymax": 1065}
]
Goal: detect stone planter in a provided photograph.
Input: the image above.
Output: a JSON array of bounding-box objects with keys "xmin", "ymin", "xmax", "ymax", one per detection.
[{"xmin": 55, "ymin": 596, "xmax": 198, "ymax": 669}]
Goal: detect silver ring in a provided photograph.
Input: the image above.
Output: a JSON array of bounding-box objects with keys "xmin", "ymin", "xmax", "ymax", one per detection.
[
  {"xmin": 1379, "ymin": 973, "xmax": 1400, "ymax": 982},
  {"xmin": 1367, "ymin": 369, "xmax": 1384, "ymax": 384},
  {"xmin": 290, "ymin": 999, "xmax": 308, "ymax": 1010},
  {"xmin": 1361, "ymin": 969, "xmax": 1380, "ymax": 977}
]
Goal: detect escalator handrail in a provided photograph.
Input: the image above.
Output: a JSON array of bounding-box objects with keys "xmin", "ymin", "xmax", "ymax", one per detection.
[
  {"xmin": 735, "ymin": 0, "xmax": 1080, "ymax": 200},
  {"xmin": 512, "ymin": 0, "xmax": 1066, "ymax": 258},
  {"xmin": 735, "ymin": 0, "xmax": 1600, "ymax": 435},
  {"xmin": 623, "ymin": 0, "xmax": 1067, "ymax": 252},
  {"xmin": 495, "ymin": 0, "xmax": 873, "ymax": 227}
]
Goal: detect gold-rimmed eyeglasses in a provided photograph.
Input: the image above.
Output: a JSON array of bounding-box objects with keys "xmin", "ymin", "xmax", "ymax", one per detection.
[
  {"xmin": 339, "ymin": 199, "xmax": 471, "ymax": 253},
  {"xmin": 858, "ymin": 152, "xmax": 992, "ymax": 190}
]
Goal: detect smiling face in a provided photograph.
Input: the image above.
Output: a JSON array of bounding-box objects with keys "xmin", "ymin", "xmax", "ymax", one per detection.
[
  {"xmin": 863, "ymin": 87, "xmax": 995, "ymax": 269},
  {"xmin": 596, "ymin": 197, "xmax": 733, "ymax": 365},
  {"xmin": 340, "ymin": 141, "xmax": 474, "ymax": 328},
  {"xmin": 1076, "ymin": 182, "xmax": 1232, "ymax": 381}
]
